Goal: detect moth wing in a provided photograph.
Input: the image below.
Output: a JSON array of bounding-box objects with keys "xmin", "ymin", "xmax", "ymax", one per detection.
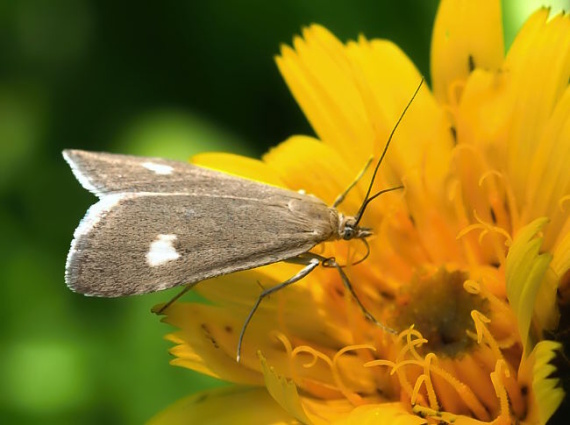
[
  {"xmin": 65, "ymin": 192, "xmax": 337, "ymax": 296},
  {"xmin": 62, "ymin": 149, "xmax": 287, "ymax": 198}
]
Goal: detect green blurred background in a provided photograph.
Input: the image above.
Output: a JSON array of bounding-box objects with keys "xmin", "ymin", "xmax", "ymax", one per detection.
[{"xmin": 0, "ymin": 0, "xmax": 566, "ymax": 423}]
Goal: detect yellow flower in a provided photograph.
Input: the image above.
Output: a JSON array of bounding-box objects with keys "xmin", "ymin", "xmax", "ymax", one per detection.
[{"xmin": 151, "ymin": 1, "xmax": 569, "ymax": 424}]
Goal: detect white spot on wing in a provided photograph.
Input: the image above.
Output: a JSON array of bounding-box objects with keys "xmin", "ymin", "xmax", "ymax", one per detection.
[
  {"xmin": 142, "ymin": 162, "xmax": 173, "ymax": 175},
  {"xmin": 146, "ymin": 234, "xmax": 180, "ymax": 266}
]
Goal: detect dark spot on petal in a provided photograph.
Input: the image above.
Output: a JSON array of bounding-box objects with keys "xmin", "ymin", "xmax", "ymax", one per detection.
[
  {"xmin": 409, "ymin": 214, "xmax": 416, "ymax": 226},
  {"xmin": 490, "ymin": 262, "xmax": 501, "ymax": 269},
  {"xmin": 468, "ymin": 55, "xmax": 476, "ymax": 72},
  {"xmin": 520, "ymin": 385, "xmax": 528, "ymax": 396},
  {"xmin": 490, "ymin": 207, "xmax": 497, "ymax": 224},
  {"xmin": 450, "ymin": 126, "xmax": 457, "ymax": 145},
  {"xmin": 201, "ymin": 323, "xmax": 219, "ymax": 349},
  {"xmin": 224, "ymin": 325, "xmax": 233, "ymax": 334},
  {"xmin": 194, "ymin": 394, "xmax": 208, "ymax": 404}
]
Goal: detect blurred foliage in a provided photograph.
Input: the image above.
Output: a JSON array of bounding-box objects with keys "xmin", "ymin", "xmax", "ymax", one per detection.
[{"xmin": 0, "ymin": 1, "xmax": 565, "ymax": 424}]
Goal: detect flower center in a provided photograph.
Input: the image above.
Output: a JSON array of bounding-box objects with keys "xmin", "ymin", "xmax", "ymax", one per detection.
[{"xmin": 393, "ymin": 267, "xmax": 489, "ymax": 357}]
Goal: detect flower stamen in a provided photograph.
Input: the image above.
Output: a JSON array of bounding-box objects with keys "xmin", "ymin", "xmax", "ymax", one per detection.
[
  {"xmin": 273, "ymin": 330, "xmax": 294, "ymax": 362},
  {"xmin": 422, "ymin": 353, "xmax": 440, "ymax": 411},
  {"xmin": 457, "ymin": 210, "xmax": 512, "ymax": 265},
  {"xmin": 489, "ymin": 360, "xmax": 512, "ymax": 425},
  {"xmin": 368, "ymin": 328, "xmax": 495, "ymax": 421},
  {"xmin": 291, "ymin": 346, "xmax": 331, "ymax": 369},
  {"xmin": 559, "ymin": 194, "xmax": 570, "ymax": 212},
  {"xmin": 332, "ymin": 344, "xmax": 377, "ymax": 405}
]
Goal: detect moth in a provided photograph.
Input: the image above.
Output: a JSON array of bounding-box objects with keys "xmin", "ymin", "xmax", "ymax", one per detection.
[
  {"xmin": 63, "ymin": 80, "xmax": 422, "ymax": 360},
  {"xmin": 63, "ymin": 148, "xmax": 375, "ymax": 298}
]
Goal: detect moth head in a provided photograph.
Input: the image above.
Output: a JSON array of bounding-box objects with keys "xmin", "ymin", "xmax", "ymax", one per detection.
[{"xmin": 339, "ymin": 215, "xmax": 372, "ymax": 240}]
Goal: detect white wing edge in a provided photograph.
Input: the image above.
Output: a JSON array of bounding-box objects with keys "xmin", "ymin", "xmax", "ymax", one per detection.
[{"xmin": 62, "ymin": 150, "xmax": 102, "ymax": 197}]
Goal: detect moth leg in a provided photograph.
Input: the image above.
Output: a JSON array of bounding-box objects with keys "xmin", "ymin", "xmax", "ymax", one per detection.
[
  {"xmin": 334, "ymin": 237, "xmax": 371, "ymax": 268},
  {"xmin": 236, "ymin": 256, "xmax": 320, "ymax": 362},
  {"xmin": 321, "ymin": 257, "xmax": 396, "ymax": 335},
  {"xmin": 153, "ymin": 281, "xmax": 202, "ymax": 315},
  {"xmin": 351, "ymin": 236, "xmax": 371, "ymax": 266},
  {"xmin": 332, "ymin": 156, "xmax": 373, "ymax": 208}
]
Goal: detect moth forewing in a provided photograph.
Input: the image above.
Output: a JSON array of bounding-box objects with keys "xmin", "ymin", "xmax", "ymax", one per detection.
[
  {"xmin": 63, "ymin": 150, "xmax": 342, "ymax": 297},
  {"xmin": 63, "ymin": 149, "xmax": 301, "ymax": 198}
]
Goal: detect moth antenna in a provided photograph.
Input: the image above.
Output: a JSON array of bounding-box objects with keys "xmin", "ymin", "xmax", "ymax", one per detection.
[
  {"xmin": 354, "ymin": 78, "xmax": 424, "ymax": 226},
  {"xmin": 355, "ymin": 185, "xmax": 405, "ymax": 224}
]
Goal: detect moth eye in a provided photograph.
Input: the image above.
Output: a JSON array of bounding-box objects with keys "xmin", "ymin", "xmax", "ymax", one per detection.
[{"xmin": 343, "ymin": 227, "xmax": 355, "ymax": 240}]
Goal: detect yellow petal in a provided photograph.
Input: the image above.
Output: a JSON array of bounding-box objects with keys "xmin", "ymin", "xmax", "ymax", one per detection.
[
  {"xmin": 552, "ymin": 226, "xmax": 570, "ymax": 280},
  {"xmin": 277, "ymin": 25, "xmax": 442, "ymax": 175},
  {"xmin": 260, "ymin": 353, "xmax": 314, "ymax": 425},
  {"xmin": 260, "ymin": 355, "xmax": 390, "ymax": 425},
  {"xmin": 402, "ymin": 168, "xmax": 461, "ymax": 264},
  {"xmin": 148, "ymin": 386, "xmax": 298, "ymax": 425},
  {"xmin": 518, "ymin": 341, "xmax": 565, "ymax": 425},
  {"xmin": 191, "ymin": 266, "xmax": 384, "ymax": 401},
  {"xmin": 505, "ymin": 10, "xmax": 570, "ymax": 203},
  {"xmin": 193, "ymin": 264, "xmax": 354, "ymax": 349},
  {"xmin": 277, "ymin": 25, "xmax": 454, "ymax": 200},
  {"xmin": 505, "ymin": 218, "xmax": 553, "ymax": 352},
  {"xmin": 162, "ymin": 288, "xmax": 349, "ymax": 388},
  {"xmin": 431, "ymin": 0, "xmax": 504, "ymax": 104},
  {"xmin": 192, "ymin": 152, "xmax": 286, "ymax": 187},
  {"xmin": 161, "ymin": 302, "xmax": 264, "ymax": 385},
  {"xmin": 455, "ymin": 69, "xmax": 512, "ymax": 172},
  {"xmin": 332, "ymin": 403, "xmax": 425, "ymax": 425},
  {"xmin": 263, "ymin": 135, "xmax": 362, "ymax": 212},
  {"xmin": 193, "ymin": 264, "xmax": 300, "ymax": 308},
  {"xmin": 525, "ymin": 87, "xmax": 570, "ymax": 249},
  {"xmin": 345, "ymin": 37, "xmax": 454, "ymax": 194},
  {"xmin": 276, "ymin": 25, "xmax": 372, "ymax": 171}
]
